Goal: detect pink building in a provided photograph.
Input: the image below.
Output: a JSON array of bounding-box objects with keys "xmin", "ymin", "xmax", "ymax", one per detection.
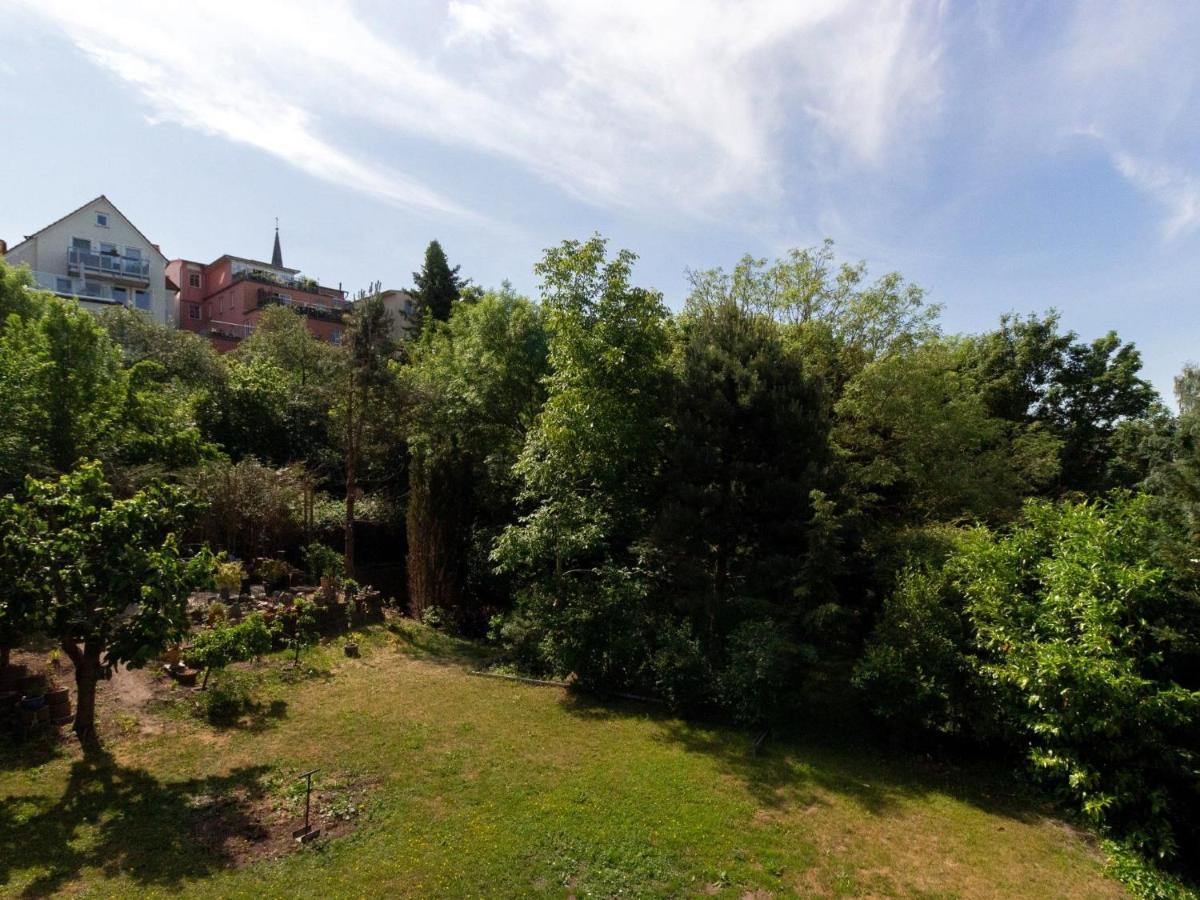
[{"xmin": 168, "ymin": 227, "xmax": 349, "ymax": 352}]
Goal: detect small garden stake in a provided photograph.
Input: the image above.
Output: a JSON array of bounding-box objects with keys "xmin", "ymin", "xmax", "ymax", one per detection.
[{"xmin": 292, "ymin": 769, "xmax": 321, "ymax": 843}]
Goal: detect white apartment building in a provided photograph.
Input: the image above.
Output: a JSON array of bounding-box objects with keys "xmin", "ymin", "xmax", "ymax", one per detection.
[{"xmin": 2, "ymin": 195, "xmax": 173, "ymax": 326}]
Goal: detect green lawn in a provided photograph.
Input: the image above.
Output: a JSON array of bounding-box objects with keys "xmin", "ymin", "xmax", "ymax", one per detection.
[{"xmin": 0, "ymin": 622, "xmax": 1123, "ymax": 898}]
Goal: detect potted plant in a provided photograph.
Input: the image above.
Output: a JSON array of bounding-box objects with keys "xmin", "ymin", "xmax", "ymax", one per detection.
[
  {"xmin": 303, "ymin": 542, "xmax": 344, "ymax": 605},
  {"xmin": 214, "ymin": 560, "xmax": 246, "ymax": 601}
]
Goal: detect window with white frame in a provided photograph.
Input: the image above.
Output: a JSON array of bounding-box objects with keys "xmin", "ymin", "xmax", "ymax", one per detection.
[
  {"xmin": 95, "ymin": 212, "xmax": 108, "ymax": 227},
  {"xmin": 134, "ymin": 290, "xmax": 151, "ymax": 311},
  {"xmin": 189, "ymin": 272, "xmax": 201, "ymax": 288},
  {"xmin": 112, "ymin": 287, "xmax": 128, "ymax": 304}
]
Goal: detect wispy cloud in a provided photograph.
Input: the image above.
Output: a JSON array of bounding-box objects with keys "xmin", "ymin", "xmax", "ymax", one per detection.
[
  {"xmin": 1112, "ymin": 152, "xmax": 1200, "ymax": 239},
  {"xmin": 18, "ymin": 0, "xmax": 945, "ymax": 222},
  {"xmin": 1052, "ymin": 0, "xmax": 1200, "ymax": 240}
]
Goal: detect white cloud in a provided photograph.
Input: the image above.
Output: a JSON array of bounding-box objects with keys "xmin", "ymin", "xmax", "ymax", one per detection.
[
  {"xmin": 1051, "ymin": 1, "xmax": 1200, "ymax": 240},
  {"xmin": 1112, "ymin": 152, "xmax": 1200, "ymax": 239},
  {"xmin": 17, "ymin": 0, "xmax": 946, "ymax": 221}
]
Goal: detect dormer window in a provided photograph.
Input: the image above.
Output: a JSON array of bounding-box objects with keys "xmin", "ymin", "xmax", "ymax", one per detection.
[{"xmin": 96, "ymin": 212, "xmax": 108, "ymax": 227}]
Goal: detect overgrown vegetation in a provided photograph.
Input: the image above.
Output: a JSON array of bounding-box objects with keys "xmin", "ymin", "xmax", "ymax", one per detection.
[{"xmin": 2, "ymin": 227, "xmax": 1198, "ymax": 890}]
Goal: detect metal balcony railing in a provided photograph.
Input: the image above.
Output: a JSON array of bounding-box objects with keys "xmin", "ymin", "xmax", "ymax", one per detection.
[
  {"xmin": 206, "ymin": 320, "xmax": 255, "ymax": 340},
  {"xmin": 232, "ymin": 266, "xmax": 350, "ymax": 308},
  {"xmin": 257, "ymin": 288, "xmax": 347, "ymax": 322}
]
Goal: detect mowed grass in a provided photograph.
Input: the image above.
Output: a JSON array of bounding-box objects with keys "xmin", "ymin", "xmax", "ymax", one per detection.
[{"xmin": 0, "ymin": 622, "xmax": 1122, "ymax": 898}]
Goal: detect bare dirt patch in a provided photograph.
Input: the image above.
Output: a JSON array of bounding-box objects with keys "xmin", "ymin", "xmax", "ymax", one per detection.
[{"xmin": 189, "ymin": 771, "xmax": 375, "ymax": 867}]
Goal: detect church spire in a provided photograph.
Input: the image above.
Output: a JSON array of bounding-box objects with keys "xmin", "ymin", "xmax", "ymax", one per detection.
[{"xmin": 271, "ymin": 217, "xmax": 283, "ymax": 268}]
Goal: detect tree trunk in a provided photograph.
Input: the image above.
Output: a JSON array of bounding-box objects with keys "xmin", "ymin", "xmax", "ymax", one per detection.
[
  {"xmin": 66, "ymin": 640, "xmax": 102, "ymax": 743},
  {"xmin": 345, "ymin": 378, "xmax": 358, "ymax": 579}
]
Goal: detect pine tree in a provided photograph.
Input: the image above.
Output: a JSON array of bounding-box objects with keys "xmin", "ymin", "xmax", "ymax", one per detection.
[{"xmin": 412, "ymin": 240, "xmax": 465, "ymax": 327}]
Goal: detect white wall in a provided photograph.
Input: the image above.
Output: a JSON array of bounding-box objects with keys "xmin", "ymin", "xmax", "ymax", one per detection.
[{"xmin": 4, "ymin": 197, "xmax": 172, "ymax": 326}]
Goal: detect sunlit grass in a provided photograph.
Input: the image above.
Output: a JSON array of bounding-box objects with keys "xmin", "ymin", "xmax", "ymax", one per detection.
[{"xmin": 0, "ymin": 621, "xmax": 1121, "ymax": 898}]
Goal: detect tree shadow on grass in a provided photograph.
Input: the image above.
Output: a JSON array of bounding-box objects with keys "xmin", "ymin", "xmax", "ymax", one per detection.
[
  {"xmin": 557, "ymin": 690, "xmax": 1042, "ymax": 826},
  {"xmin": 205, "ymin": 697, "xmax": 289, "ymax": 734},
  {"xmin": 0, "ymin": 732, "xmax": 65, "ymax": 774},
  {"xmin": 387, "ymin": 620, "xmax": 494, "ymax": 669},
  {"xmin": 0, "ymin": 745, "xmax": 272, "ymax": 897}
]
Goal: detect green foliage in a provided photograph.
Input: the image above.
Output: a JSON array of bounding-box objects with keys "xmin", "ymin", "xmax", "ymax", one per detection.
[
  {"xmin": 853, "ymin": 563, "xmax": 979, "ymax": 738},
  {"xmin": 963, "ymin": 495, "xmax": 1200, "ymax": 859},
  {"xmin": 1, "ymin": 460, "xmax": 213, "ymax": 738},
  {"xmin": 860, "ymin": 494, "xmax": 1200, "ymax": 862},
  {"xmin": 256, "ymin": 557, "xmax": 292, "ymax": 590},
  {"xmin": 278, "ymin": 597, "xmax": 320, "ymax": 665},
  {"xmin": 717, "ymin": 619, "xmax": 803, "ymax": 728},
  {"xmin": 0, "ymin": 292, "xmax": 126, "ymax": 487},
  {"xmin": 412, "ymin": 239, "xmax": 466, "ymax": 326},
  {"xmin": 186, "ymin": 459, "xmax": 305, "ymax": 562},
  {"xmin": 494, "ymin": 236, "xmax": 669, "ymax": 578},
  {"xmin": 185, "ymin": 614, "xmax": 273, "ymax": 687},
  {"xmin": 303, "ymin": 542, "xmax": 344, "ymax": 580},
  {"xmin": 835, "ymin": 338, "xmax": 1059, "ymax": 523},
  {"xmin": 213, "ymin": 560, "xmax": 246, "ymax": 594},
  {"xmin": 964, "ymin": 312, "xmax": 1156, "ymax": 494},
  {"xmin": 402, "ymin": 285, "xmax": 548, "ymax": 622}
]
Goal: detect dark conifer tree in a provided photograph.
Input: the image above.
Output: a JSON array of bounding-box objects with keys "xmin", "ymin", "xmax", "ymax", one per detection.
[{"xmin": 412, "ymin": 240, "xmax": 465, "ymax": 327}]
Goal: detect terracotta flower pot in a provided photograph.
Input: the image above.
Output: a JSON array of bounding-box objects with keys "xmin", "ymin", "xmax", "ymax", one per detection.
[{"xmin": 45, "ymin": 688, "xmax": 69, "ymax": 706}]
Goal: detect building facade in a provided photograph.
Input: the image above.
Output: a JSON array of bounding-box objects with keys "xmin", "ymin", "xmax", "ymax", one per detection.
[
  {"xmin": 1, "ymin": 195, "xmax": 173, "ymax": 326},
  {"xmin": 379, "ymin": 288, "xmax": 418, "ymax": 340},
  {"xmin": 168, "ymin": 228, "xmax": 349, "ymax": 352}
]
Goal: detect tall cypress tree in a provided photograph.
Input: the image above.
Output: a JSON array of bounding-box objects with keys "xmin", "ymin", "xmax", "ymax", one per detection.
[{"xmin": 412, "ymin": 240, "xmax": 465, "ymax": 327}]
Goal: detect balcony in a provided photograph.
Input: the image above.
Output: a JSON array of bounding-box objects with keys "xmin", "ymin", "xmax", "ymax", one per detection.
[
  {"xmin": 257, "ymin": 288, "xmax": 347, "ymax": 323},
  {"xmin": 233, "ymin": 266, "xmax": 350, "ymax": 309},
  {"xmin": 68, "ymin": 248, "xmax": 150, "ymax": 284},
  {"xmin": 30, "ymin": 270, "xmax": 128, "ymax": 305},
  {"xmin": 206, "ymin": 320, "xmax": 254, "ymax": 341}
]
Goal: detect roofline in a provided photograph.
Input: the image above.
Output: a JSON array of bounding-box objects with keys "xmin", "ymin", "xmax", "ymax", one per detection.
[
  {"xmin": 211, "ymin": 253, "xmax": 300, "ymax": 275},
  {"xmin": 4, "ymin": 194, "xmax": 169, "ymax": 262}
]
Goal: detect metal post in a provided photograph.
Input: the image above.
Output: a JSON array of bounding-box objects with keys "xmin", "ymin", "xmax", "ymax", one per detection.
[{"xmin": 293, "ymin": 769, "xmax": 320, "ymax": 842}]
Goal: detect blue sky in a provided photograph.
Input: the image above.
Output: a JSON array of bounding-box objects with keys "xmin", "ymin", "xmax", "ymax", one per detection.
[{"xmin": 2, "ymin": 0, "xmax": 1198, "ymax": 399}]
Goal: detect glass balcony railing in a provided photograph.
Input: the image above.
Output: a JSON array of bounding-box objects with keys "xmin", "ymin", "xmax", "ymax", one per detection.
[
  {"xmin": 30, "ymin": 270, "xmax": 131, "ymax": 304},
  {"xmin": 68, "ymin": 248, "xmax": 150, "ymax": 281}
]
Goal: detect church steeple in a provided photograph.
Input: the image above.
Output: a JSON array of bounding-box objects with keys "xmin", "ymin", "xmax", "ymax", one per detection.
[{"xmin": 271, "ymin": 218, "xmax": 283, "ymax": 268}]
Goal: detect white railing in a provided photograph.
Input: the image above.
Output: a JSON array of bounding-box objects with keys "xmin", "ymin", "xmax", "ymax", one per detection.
[{"xmin": 206, "ymin": 320, "xmax": 255, "ymax": 340}]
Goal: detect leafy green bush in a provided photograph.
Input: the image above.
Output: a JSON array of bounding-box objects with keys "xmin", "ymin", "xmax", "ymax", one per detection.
[
  {"xmin": 853, "ymin": 565, "xmax": 980, "ymax": 739},
  {"xmin": 718, "ymin": 619, "xmax": 804, "ymax": 728},
  {"xmin": 185, "ymin": 613, "xmax": 273, "ymax": 688},
  {"xmin": 302, "ymin": 542, "xmax": 344, "ymax": 581},
  {"xmin": 859, "ymin": 493, "xmax": 1200, "ymax": 863},
  {"xmin": 649, "ymin": 619, "xmax": 712, "ymax": 713},
  {"xmin": 533, "ymin": 567, "xmax": 655, "ymax": 692},
  {"xmin": 961, "ymin": 495, "xmax": 1200, "ymax": 861}
]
